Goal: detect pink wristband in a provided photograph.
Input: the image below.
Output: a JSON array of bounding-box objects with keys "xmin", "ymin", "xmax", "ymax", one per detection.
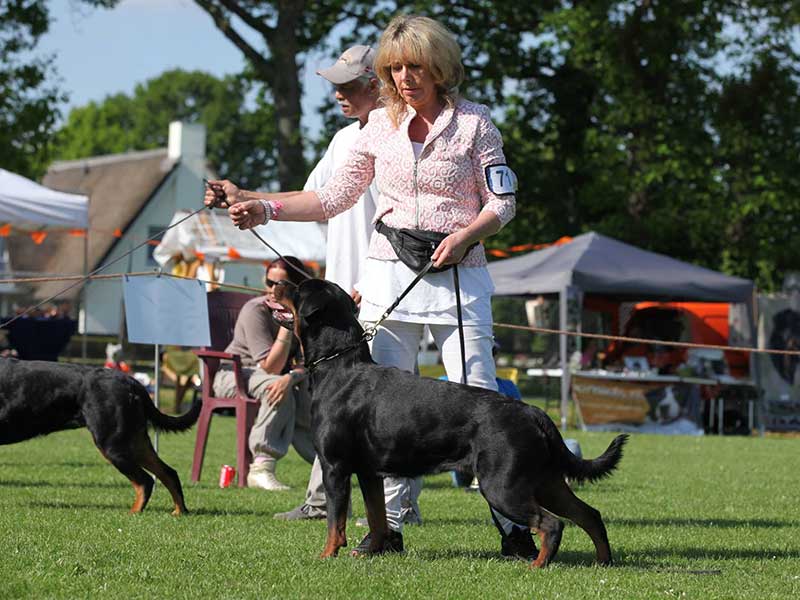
[{"xmin": 258, "ymin": 199, "xmax": 284, "ymax": 224}]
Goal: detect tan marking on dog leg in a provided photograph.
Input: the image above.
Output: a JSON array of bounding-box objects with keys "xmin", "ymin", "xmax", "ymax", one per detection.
[
  {"xmin": 320, "ymin": 512, "xmax": 348, "ymax": 558},
  {"xmin": 529, "ymin": 513, "xmax": 562, "ymax": 569},
  {"xmin": 129, "ymin": 481, "xmax": 149, "ymax": 514},
  {"xmin": 536, "ymin": 480, "xmax": 612, "ymax": 566},
  {"xmin": 138, "ymin": 442, "xmax": 188, "ymax": 516}
]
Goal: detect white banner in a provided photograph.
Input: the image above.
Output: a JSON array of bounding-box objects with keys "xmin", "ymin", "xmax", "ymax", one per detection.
[{"xmin": 123, "ymin": 275, "xmax": 210, "ymax": 347}]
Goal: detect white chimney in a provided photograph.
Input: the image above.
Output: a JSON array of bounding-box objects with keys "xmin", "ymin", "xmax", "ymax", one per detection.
[{"xmin": 168, "ymin": 121, "xmax": 206, "ymax": 162}]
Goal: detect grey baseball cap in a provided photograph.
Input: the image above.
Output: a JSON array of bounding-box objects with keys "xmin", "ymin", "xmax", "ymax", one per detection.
[{"xmin": 317, "ymin": 45, "xmax": 375, "ymax": 85}]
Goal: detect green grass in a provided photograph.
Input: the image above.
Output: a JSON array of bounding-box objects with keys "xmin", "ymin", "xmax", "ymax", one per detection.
[{"xmin": 1, "ymin": 414, "xmax": 799, "ymax": 599}]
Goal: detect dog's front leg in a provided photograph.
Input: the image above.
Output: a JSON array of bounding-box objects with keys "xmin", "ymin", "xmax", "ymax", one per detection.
[
  {"xmin": 355, "ymin": 472, "xmax": 388, "ymax": 554},
  {"xmin": 320, "ymin": 465, "xmax": 351, "ymax": 559}
]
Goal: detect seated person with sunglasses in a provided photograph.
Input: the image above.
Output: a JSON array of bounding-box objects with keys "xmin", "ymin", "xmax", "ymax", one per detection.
[{"xmin": 212, "ymin": 256, "xmax": 314, "ymax": 491}]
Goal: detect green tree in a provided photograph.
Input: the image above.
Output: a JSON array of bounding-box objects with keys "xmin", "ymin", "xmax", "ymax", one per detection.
[
  {"xmin": 0, "ymin": 0, "xmax": 119, "ymax": 178},
  {"xmin": 52, "ymin": 69, "xmax": 276, "ymax": 190},
  {"xmin": 0, "ymin": 0, "xmax": 65, "ymax": 178},
  {"xmin": 76, "ymin": 1, "xmax": 800, "ymax": 288}
]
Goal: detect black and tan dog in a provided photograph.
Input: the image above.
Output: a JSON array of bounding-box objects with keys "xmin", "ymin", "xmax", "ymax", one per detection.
[
  {"xmin": 282, "ymin": 279, "xmax": 628, "ymax": 568},
  {"xmin": 0, "ymin": 357, "xmax": 200, "ymax": 515}
]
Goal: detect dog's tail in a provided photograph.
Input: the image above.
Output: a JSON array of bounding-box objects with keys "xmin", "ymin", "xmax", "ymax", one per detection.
[
  {"xmin": 135, "ymin": 382, "xmax": 202, "ymax": 433},
  {"xmin": 562, "ymin": 434, "xmax": 629, "ymax": 484}
]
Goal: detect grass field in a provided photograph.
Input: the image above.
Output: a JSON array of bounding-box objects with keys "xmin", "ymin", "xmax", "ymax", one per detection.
[{"xmin": 1, "ymin": 406, "xmax": 799, "ymax": 599}]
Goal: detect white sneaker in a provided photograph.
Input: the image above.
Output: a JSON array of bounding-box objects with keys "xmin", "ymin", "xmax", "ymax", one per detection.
[{"xmin": 247, "ymin": 469, "xmax": 290, "ymax": 491}]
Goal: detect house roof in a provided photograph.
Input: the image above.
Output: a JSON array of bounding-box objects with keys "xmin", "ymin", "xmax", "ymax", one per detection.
[{"xmin": 8, "ymin": 149, "xmax": 177, "ymax": 300}]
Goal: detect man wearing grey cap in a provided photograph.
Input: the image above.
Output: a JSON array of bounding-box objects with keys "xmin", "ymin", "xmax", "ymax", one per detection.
[{"xmin": 273, "ymin": 44, "xmax": 379, "ymax": 521}]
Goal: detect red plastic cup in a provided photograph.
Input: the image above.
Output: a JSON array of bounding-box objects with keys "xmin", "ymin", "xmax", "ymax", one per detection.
[{"xmin": 219, "ymin": 464, "xmax": 235, "ymax": 488}]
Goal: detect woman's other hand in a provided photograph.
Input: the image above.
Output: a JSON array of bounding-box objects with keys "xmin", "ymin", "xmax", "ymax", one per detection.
[
  {"xmin": 230, "ymin": 199, "xmax": 267, "ymax": 230},
  {"xmin": 431, "ymin": 230, "xmax": 471, "ymax": 268}
]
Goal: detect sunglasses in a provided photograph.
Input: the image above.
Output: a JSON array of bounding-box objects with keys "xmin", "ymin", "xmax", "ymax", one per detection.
[{"xmin": 266, "ymin": 278, "xmax": 297, "ymax": 289}]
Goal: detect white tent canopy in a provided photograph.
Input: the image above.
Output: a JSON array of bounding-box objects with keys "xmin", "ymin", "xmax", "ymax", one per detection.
[
  {"xmin": 0, "ymin": 168, "xmax": 88, "ymax": 229},
  {"xmin": 153, "ymin": 209, "xmax": 327, "ymax": 265}
]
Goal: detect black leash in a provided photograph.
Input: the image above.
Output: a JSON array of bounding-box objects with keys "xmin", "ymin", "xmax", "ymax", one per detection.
[
  {"xmin": 307, "ymin": 258, "xmax": 470, "ymax": 388},
  {"xmin": 306, "ymin": 260, "xmax": 436, "ymax": 372},
  {"xmin": 204, "ymin": 179, "xmax": 312, "ymax": 282},
  {"xmin": 453, "ymin": 265, "xmax": 468, "ymax": 385}
]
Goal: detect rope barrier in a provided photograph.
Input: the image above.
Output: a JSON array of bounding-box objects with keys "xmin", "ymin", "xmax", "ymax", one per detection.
[
  {"xmin": 493, "ymin": 322, "xmax": 793, "ymax": 356},
  {"xmin": 0, "ymin": 271, "xmax": 267, "ymax": 295},
  {"xmin": 3, "ymin": 270, "xmax": 798, "ymax": 358}
]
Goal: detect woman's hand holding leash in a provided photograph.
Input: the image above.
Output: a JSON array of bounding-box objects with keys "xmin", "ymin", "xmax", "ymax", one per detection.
[
  {"xmin": 229, "ymin": 200, "xmax": 267, "ymax": 230},
  {"xmin": 431, "ymin": 230, "xmax": 471, "ymax": 268}
]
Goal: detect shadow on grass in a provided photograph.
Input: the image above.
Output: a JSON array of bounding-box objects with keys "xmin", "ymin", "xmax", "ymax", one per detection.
[
  {"xmin": 412, "ymin": 547, "xmax": 599, "ymax": 566},
  {"xmin": 29, "ymin": 500, "xmax": 127, "ymax": 511},
  {"xmin": 0, "ymin": 479, "xmax": 128, "ymax": 489},
  {"xmin": 0, "ymin": 461, "xmax": 101, "ymax": 468},
  {"xmin": 608, "ymin": 517, "xmax": 795, "ymax": 529},
  {"xmin": 416, "ymin": 545, "xmax": 800, "ymax": 568},
  {"xmin": 618, "ymin": 546, "xmax": 800, "ymax": 563},
  {"xmin": 23, "ymin": 500, "xmax": 272, "ymax": 517}
]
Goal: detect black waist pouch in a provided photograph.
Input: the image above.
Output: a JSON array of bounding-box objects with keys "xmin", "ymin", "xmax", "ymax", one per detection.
[{"xmin": 375, "ymin": 220, "xmax": 475, "ymax": 274}]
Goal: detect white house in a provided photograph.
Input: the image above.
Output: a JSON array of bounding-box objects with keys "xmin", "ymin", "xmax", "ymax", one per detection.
[{"xmin": 10, "ymin": 122, "xmax": 324, "ymax": 335}]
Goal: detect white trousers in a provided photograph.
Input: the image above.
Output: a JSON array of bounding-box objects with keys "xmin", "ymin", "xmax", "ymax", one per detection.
[{"xmin": 369, "ymin": 319, "xmax": 521, "ymax": 535}]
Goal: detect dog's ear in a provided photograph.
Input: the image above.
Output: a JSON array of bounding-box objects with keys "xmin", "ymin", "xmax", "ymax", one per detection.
[{"xmin": 298, "ymin": 280, "xmax": 337, "ymax": 319}]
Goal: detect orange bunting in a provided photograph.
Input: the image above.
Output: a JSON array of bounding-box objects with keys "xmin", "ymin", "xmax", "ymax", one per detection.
[
  {"xmin": 487, "ymin": 249, "xmax": 510, "ymax": 258},
  {"xmin": 113, "ymin": 228, "xmax": 123, "ymax": 238},
  {"xmin": 194, "ymin": 251, "xmax": 205, "ymax": 262},
  {"xmin": 30, "ymin": 231, "xmax": 48, "ymax": 245},
  {"xmin": 69, "ymin": 229, "xmax": 86, "ymax": 237},
  {"xmin": 0, "ymin": 224, "xmax": 10, "ymax": 237},
  {"xmin": 227, "ymin": 247, "xmax": 242, "ymax": 259}
]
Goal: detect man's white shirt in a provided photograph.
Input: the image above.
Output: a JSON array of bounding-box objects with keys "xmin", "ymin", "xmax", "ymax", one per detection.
[{"xmin": 305, "ymin": 121, "xmax": 377, "ymax": 293}]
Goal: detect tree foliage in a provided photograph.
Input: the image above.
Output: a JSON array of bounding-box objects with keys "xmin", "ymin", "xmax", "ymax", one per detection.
[
  {"xmin": 336, "ymin": 1, "xmax": 800, "ymax": 291},
  {"xmin": 8, "ymin": 0, "xmax": 799, "ymax": 289},
  {"xmin": 52, "ymin": 69, "xmax": 276, "ymax": 190},
  {"xmin": 0, "ymin": 0, "xmax": 64, "ymax": 178}
]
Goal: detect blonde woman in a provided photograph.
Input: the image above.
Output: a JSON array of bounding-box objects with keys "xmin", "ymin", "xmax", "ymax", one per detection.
[{"xmin": 205, "ymin": 14, "xmax": 532, "ymax": 559}]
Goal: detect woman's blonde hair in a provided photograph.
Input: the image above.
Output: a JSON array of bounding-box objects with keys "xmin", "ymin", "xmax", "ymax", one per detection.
[{"xmin": 374, "ymin": 14, "xmax": 464, "ymax": 127}]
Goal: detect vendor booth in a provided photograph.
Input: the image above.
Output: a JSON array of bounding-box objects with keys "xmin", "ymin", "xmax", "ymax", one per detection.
[
  {"xmin": 488, "ymin": 232, "xmax": 757, "ymax": 434},
  {"xmin": 0, "ymin": 169, "xmax": 88, "ymax": 360}
]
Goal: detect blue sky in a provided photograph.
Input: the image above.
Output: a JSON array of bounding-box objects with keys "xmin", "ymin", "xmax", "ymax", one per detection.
[{"xmin": 40, "ymin": 0, "xmax": 331, "ymax": 133}]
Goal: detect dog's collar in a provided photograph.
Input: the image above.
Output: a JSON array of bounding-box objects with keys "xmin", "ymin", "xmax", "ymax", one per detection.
[{"xmin": 305, "ymin": 328, "xmax": 376, "ymax": 373}]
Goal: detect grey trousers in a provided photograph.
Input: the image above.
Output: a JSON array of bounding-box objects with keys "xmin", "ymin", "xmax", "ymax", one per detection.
[
  {"xmin": 305, "ymin": 456, "xmax": 326, "ymax": 508},
  {"xmin": 213, "ymin": 368, "xmax": 315, "ymax": 464}
]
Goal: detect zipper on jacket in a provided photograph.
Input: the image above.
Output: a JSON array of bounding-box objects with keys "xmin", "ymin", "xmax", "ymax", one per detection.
[{"xmin": 413, "ymin": 157, "xmax": 419, "ymax": 229}]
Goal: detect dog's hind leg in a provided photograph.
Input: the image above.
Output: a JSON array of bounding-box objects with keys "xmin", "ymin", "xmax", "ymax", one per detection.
[
  {"xmin": 100, "ymin": 449, "xmax": 155, "ymax": 514},
  {"xmin": 528, "ymin": 511, "xmax": 563, "ymax": 569},
  {"xmin": 136, "ymin": 440, "xmax": 189, "ymax": 516},
  {"xmin": 536, "ymin": 479, "xmax": 612, "ymax": 566},
  {"xmin": 319, "ymin": 464, "xmax": 351, "ymax": 558}
]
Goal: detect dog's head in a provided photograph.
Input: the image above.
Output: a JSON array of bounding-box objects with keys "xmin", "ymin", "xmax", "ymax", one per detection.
[
  {"xmin": 645, "ymin": 385, "xmax": 682, "ymax": 423},
  {"xmin": 275, "ymin": 279, "xmax": 362, "ymax": 360}
]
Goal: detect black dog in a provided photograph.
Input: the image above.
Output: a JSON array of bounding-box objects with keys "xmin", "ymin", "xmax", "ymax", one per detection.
[
  {"xmin": 0, "ymin": 357, "xmax": 200, "ymax": 514},
  {"xmin": 283, "ymin": 279, "xmax": 628, "ymax": 568}
]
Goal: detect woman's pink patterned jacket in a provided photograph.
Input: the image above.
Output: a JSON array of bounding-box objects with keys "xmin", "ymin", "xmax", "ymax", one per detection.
[{"xmin": 315, "ymin": 98, "xmax": 516, "ymax": 267}]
